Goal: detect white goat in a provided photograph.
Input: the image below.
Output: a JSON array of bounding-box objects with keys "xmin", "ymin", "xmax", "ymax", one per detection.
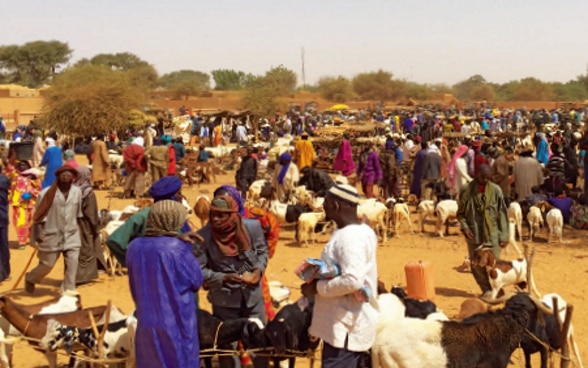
[
  {"xmin": 541, "ymin": 293, "xmax": 583, "ymax": 368},
  {"xmin": 393, "ymin": 202, "xmax": 414, "ymax": 235},
  {"xmin": 435, "ymin": 200, "xmax": 457, "ymax": 238},
  {"xmin": 527, "ymin": 206, "xmax": 544, "ymax": 242},
  {"xmin": 546, "ymin": 208, "xmax": 563, "ymax": 243},
  {"xmin": 297, "ymin": 211, "xmax": 326, "ymax": 246},
  {"xmin": 416, "ymin": 200, "xmax": 435, "ymax": 234},
  {"xmin": 358, "ymin": 200, "xmax": 389, "ymax": 242},
  {"xmin": 507, "ymin": 201, "xmax": 523, "ymax": 242}
]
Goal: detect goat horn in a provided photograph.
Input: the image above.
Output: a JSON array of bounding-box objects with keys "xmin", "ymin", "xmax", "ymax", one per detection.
[
  {"xmin": 528, "ymin": 295, "xmax": 555, "ymax": 315},
  {"xmin": 479, "ymin": 292, "xmax": 516, "ymax": 305}
]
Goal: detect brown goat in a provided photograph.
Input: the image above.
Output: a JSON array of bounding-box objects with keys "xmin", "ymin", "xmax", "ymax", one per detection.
[{"xmin": 193, "ymin": 195, "xmax": 211, "ymax": 229}]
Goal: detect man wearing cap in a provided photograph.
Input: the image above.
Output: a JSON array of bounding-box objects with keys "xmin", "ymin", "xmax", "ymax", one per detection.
[
  {"xmin": 106, "ymin": 176, "xmax": 195, "ymax": 267},
  {"xmin": 302, "ymin": 184, "xmax": 378, "ymax": 368},
  {"xmin": 26, "ymin": 165, "xmax": 83, "ymax": 292}
]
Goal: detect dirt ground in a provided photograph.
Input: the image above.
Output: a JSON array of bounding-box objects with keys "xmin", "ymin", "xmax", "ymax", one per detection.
[{"xmin": 2, "ymin": 157, "xmax": 588, "ymax": 367}]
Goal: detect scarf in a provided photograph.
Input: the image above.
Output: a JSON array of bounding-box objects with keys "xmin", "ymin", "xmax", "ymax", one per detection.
[
  {"xmin": 75, "ymin": 166, "xmax": 93, "ymax": 199},
  {"xmin": 145, "ymin": 200, "xmax": 187, "ymax": 236},
  {"xmin": 33, "ymin": 184, "xmax": 59, "ymax": 223},
  {"xmin": 210, "ymin": 196, "xmax": 251, "ymax": 256},
  {"xmin": 277, "ymin": 153, "xmax": 292, "ymax": 184},
  {"xmin": 213, "ymin": 185, "xmax": 245, "ymax": 216},
  {"xmin": 448, "ymin": 145, "xmax": 469, "ymax": 189}
]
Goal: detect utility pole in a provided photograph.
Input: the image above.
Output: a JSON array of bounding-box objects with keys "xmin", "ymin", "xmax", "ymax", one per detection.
[{"xmin": 301, "ymin": 47, "xmax": 306, "ymax": 90}]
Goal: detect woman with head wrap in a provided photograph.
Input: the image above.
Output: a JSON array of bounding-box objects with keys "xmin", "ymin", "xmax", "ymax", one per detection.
[
  {"xmin": 4, "ymin": 160, "xmax": 41, "ymax": 249},
  {"xmin": 333, "ymin": 132, "xmax": 356, "ymax": 177},
  {"xmin": 75, "ymin": 166, "xmax": 107, "ymax": 285},
  {"xmin": 122, "ymin": 136, "xmax": 147, "ymax": 198},
  {"xmin": 63, "ymin": 149, "xmax": 79, "ymax": 169},
  {"xmin": 128, "ymin": 200, "xmax": 203, "ymax": 368},
  {"xmin": 196, "ymin": 194, "xmax": 268, "ymax": 368},
  {"xmin": 39, "ymin": 137, "xmax": 63, "ymax": 189},
  {"xmin": 271, "ymin": 152, "xmax": 299, "ymax": 202},
  {"xmin": 448, "ymin": 144, "xmax": 472, "ymax": 197}
]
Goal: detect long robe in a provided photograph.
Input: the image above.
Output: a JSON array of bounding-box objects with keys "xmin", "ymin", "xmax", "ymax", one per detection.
[
  {"xmin": 513, "ymin": 156, "xmax": 544, "ymax": 200},
  {"xmin": 91, "ymin": 140, "xmax": 110, "ymax": 184},
  {"xmin": 271, "ymin": 161, "xmax": 299, "ymax": 203},
  {"xmin": 127, "ymin": 236, "xmax": 203, "ymax": 368},
  {"xmin": 294, "ymin": 139, "xmax": 315, "ymax": 170},
  {"xmin": 410, "ymin": 149, "xmax": 427, "ymax": 197},
  {"xmin": 40, "ymin": 146, "xmax": 63, "ymax": 189},
  {"xmin": 76, "ymin": 191, "xmax": 107, "ymax": 284},
  {"xmin": 32, "ymin": 136, "xmax": 45, "ymax": 168},
  {"xmin": 333, "ymin": 138, "xmax": 355, "ymax": 176}
]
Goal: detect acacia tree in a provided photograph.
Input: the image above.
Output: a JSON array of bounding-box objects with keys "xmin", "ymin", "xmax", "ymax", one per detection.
[
  {"xmin": 159, "ymin": 70, "xmax": 210, "ymax": 99},
  {"xmin": 0, "ymin": 40, "xmax": 72, "ymax": 87},
  {"xmin": 352, "ymin": 70, "xmax": 397, "ymax": 101},
  {"xmin": 263, "ymin": 65, "xmax": 297, "ymax": 96},
  {"xmin": 42, "ymin": 64, "xmax": 146, "ymax": 136},
  {"xmin": 211, "ymin": 69, "xmax": 256, "ymax": 90},
  {"xmin": 76, "ymin": 52, "xmax": 158, "ymax": 89},
  {"xmin": 317, "ymin": 76, "xmax": 354, "ymax": 102}
]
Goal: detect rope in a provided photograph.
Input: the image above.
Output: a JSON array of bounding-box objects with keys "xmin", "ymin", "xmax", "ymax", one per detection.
[
  {"xmin": 212, "ymin": 321, "xmax": 223, "ymax": 350},
  {"xmin": 523, "ymin": 328, "xmax": 571, "ymax": 362}
]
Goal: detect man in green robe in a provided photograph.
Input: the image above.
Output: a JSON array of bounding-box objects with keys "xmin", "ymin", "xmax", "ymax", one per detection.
[{"xmin": 457, "ymin": 164, "xmax": 510, "ymax": 298}]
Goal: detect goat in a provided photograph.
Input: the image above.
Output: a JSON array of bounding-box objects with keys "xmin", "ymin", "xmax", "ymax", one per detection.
[
  {"xmin": 247, "ymin": 179, "xmax": 271, "ymax": 203},
  {"xmin": 262, "ymin": 299, "xmax": 320, "ymax": 368},
  {"xmin": 0, "ymin": 296, "xmax": 124, "ymax": 368},
  {"xmin": 471, "ymin": 248, "xmax": 540, "ymax": 300},
  {"xmin": 0, "ymin": 293, "xmax": 82, "ymax": 368},
  {"xmin": 416, "ymin": 200, "xmax": 435, "ymax": 234},
  {"xmin": 41, "ymin": 314, "xmax": 138, "ymax": 365},
  {"xmin": 297, "ymin": 211, "xmax": 326, "ymax": 247},
  {"xmin": 268, "ymin": 281, "xmax": 291, "ymax": 309},
  {"xmin": 527, "ymin": 206, "xmax": 544, "ymax": 241},
  {"xmin": 435, "ymin": 199, "xmax": 457, "ymax": 237},
  {"xmin": 454, "ymin": 298, "xmax": 490, "ymax": 321},
  {"xmin": 358, "ymin": 200, "xmax": 389, "ymax": 242},
  {"xmin": 197, "ymin": 309, "xmax": 265, "ymax": 368},
  {"xmin": 392, "ymin": 200, "xmax": 414, "ymax": 235},
  {"xmin": 193, "ymin": 195, "xmax": 211, "ymax": 229},
  {"xmin": 269, "ymin": 200, "xmax": 312, "ymax": 225},
  {"xmin": 390, "ymin": 286, "xmax": 440, "ymax": 320},
  {"xmin": 507, "ymin": 201, "xmax": 523, "ymax": 242},
  {"xmin": 504, "ymin": 219, "xmax": 523, "ymax": 258},
  {"xmin": 371, "ymin": 293, "xmax": 553, "ymax": 368},
  {"xmin": 546, "ymin": 208, "xmax": 563, "ymax": 243}
]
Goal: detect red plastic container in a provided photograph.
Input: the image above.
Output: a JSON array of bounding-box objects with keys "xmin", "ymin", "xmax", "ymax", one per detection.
[{"xmin": 405, "ymin": 260, "xmax": 436, "ymax": 301}]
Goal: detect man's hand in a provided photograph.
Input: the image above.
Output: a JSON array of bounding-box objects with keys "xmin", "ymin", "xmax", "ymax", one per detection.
[
  {"xmin": 461, "ymin": 228, "xmax": 474, "ymax": 240},
  {"xmin": 241, "ymin": 269, "xmax": 262, "ymax": 286},
  {"xmin": 223, "ymin": 273, "xmax": 243, "ymax": 285},
  {"xmin": 301, "ymin": 280, "xmax": 318, "ymax": 298},
  {"xmin": 499, "ymin": 241, "xmax": 509, "ymax": 248},
  {"xmin": 177, "ymin": 231, "xmax": 204, "ymax": 244}
]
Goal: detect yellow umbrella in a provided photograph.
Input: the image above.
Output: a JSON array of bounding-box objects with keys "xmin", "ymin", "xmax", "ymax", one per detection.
[{"xmin": 329, "ymin": 104, "xmax": 350, "ymax": 110}]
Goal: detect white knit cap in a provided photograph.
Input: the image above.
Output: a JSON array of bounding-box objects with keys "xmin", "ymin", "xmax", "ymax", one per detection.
[{"xmin": 328, "ymin": 184, "xmax": 360, "ymax": 204}]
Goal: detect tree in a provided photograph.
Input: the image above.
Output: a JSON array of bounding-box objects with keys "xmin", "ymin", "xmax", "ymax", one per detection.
[
  {"xmin": 0, "ymin": 40, "xmax": 72, "ymax": 87},
  {"xmin": 211, "ymin": 69, "xmax": 255, "ymax": 90},
  {"xmin": 241, "ymin": 79, "xmax": 279, "ymax": 117},
  {"xmin": 352, "ymin": 70, "xmax": 397, "ymax": 101},
  {"xmin": 76, "ymin": 52, "xmax": 158, "ymax": 90},
  {"xmin": 88, "ymin": 52, "xmax": 147, "ymax": 71},
  {"xmin": 452, "ymin": 74, "xmax": 487, "ymax": 101},
  {"xmin": 404, "ymin": 82, "xmax": 433, "ymax": 101},
  {"xmin": 159, "ymin": 70, "xmax": 210, "ymax": 100},
  {"xmin": 469, "ymin": 84, "xmax": 495, "ymax": 101},
  {"xmin": 512, "ymin": 77, "xmax": 554, "ymax": 101},
  {"xmin": 317, "ymin": 76, "xmax": 354, "ymax": 102},
  {"xmin": 262, "ymin": 65, "xmax": 297, "ymax": 96},
  {"xmin": 550, "ymin": 81, "xmax": 588, "ymax": 101},
  {"xmin": 41, "ymin": 64, "xmax": 146, "ymax": 136}
]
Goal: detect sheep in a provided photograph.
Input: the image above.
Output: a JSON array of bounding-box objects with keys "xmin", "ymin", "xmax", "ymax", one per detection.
[
  {"xmin": 541, "ymin": 293, "xmax": 583, "ymax": 368},
  {"xmin": 546, "ymin": 208, "xmax": 563, "ymax": 243},
  {"xmin": 41, "ymin": 314, "xmax": 138, "ymax": 364},
  {"xmin": 454, "ymin": 298, "xmax": 490, "ymax": 321},
  {"xmin": 390, "ymin": 286, "xmax": 440, "ymax": 320},
  {"xmin": 471, "ymin": 248, "xmax": 540, "ymax": 300},
  {"xmin": 371, "ymin": 293, "xmax": 553, "ymax": 368},
  {"xmin": 262, "ymin": 299, "xmax": 320, "ymax": 368},
  {"xmin": 507, "ymin": 201, "xmax": 523, "ymax": 242},
  {"xmin": 416, "ymin": 200, "xmax": 435, "ymax": 234},
  {"xmin": 527, "ymin": 206, "xmax": 544, "ymax": 241},
  {"xmin": 393, "ymin": 200, "xmax": 414, "ymax": 235},
  {"xmin": 297, "ymin": 211, "xmax": 326, "ymax": 247},
  {"xmin": 247, "ymin": 179, "xmax": 271, "ymax": 203},
  {"xmin": 358, "ymin": 200, "xmax": 389, "ymax": 242},
  {"xmin": 435, "ymin": 199, "xmax": 457, "ymax": 238},
  {"xmin": 269, "ymin": 200, "xmax": 312, "ymax": 225},
  {"xmin": 193, "ymin": 195, "xmax": 211, "ymax": 229}
]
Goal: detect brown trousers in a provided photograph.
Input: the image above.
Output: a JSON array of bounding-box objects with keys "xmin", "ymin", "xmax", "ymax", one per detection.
[{"xmin": 123, "ymin": 170, "xmax": 146, "ymax": 198}]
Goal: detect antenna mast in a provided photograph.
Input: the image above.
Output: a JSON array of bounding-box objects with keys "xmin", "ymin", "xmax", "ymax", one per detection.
[{"xmin": 301, "ymin": 47, "xmax": 306, "ymax": 90}]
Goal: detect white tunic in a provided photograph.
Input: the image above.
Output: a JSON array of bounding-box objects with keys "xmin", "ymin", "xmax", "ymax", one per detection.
[{"xmin": 309, "ymin": 223, "xmax": 379, "ymax": 352}]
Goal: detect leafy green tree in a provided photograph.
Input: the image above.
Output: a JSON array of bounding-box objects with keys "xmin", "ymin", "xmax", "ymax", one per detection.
[
  {"xmin": 241, "ymin": 79, "xmax": 279, "ymax": 117},
  {"xmin": 404, "ymin": 82, "xmax": 433, "ymax": 101},
  {"xmin": 75, "ymin": 52, "xmax": 158, "ymax": 90},
  {"xmin": 550, "ymin": 81, "xmax": 588, "ymax": 101},
  {"xmin": 262, "ymin": 65, "xmax": 297, "ymax": 96},
  {"xmin": 159, "ymin": 70, "xmax": 211, "ymax": 100},
  {"xmin": 352, "ymin": 70, "xmax": 396, "ymax": 101},
  {"xmin": 452, "ymin": 74, "xmax": 487, "ymax": 101},
  {"xmin": 469, "ymin": 84, "xmax": 495, "ymax": 101},
  {"xmin": 87, "ymin": 52, "xmax": 147, "ymax": 71},
  {"xmin": 0, "ymin": 40, "xmax": 72, "ymax": 87},
  {"xmin": 512, "ymin": 77, "xmax": 554, "ymax": 101},
  {"xmin": 317, "ymin": 76, "xmax": 354, "ymax": 102},
  {"xmin": 211, "ymin": 69, "xmax": 255, "ymax": 90},
  {"xmin": 41, "ymin": 64, "xmax": 146, "ymax": 135}
]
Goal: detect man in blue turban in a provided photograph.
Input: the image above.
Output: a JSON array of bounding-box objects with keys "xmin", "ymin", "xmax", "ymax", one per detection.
[{"xmin": 106, "ymin": 176, "xmax": 198, "ymax": 266}]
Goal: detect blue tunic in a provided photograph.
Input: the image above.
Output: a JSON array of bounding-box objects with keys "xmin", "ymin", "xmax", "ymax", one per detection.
[
  {"xmin": 536, "ymin": 140, "xmax": 549, "ymax": 165},
  {"xmin": 40, "ymin": 146, "xmax": 63, "ymax": 189},
  {"xmin": 127, "ymin": 236, "xmax": 203, "ymax": 368}
]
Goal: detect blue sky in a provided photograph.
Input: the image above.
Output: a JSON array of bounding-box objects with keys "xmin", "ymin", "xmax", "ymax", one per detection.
[{"xmin": 3, "ymin": 0, "xmax": 588, "ymax": 85}]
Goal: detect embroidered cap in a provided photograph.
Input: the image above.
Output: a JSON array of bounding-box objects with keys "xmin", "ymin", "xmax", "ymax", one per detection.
[{"xmin": 328, "ymin": 184, "xmax": 361, "ymax": 205}]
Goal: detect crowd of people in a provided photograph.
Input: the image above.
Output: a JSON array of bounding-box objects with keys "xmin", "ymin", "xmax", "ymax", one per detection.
[{"xmin": 0, "ymin": 103, "xmax": 588, "ymax": 367}]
